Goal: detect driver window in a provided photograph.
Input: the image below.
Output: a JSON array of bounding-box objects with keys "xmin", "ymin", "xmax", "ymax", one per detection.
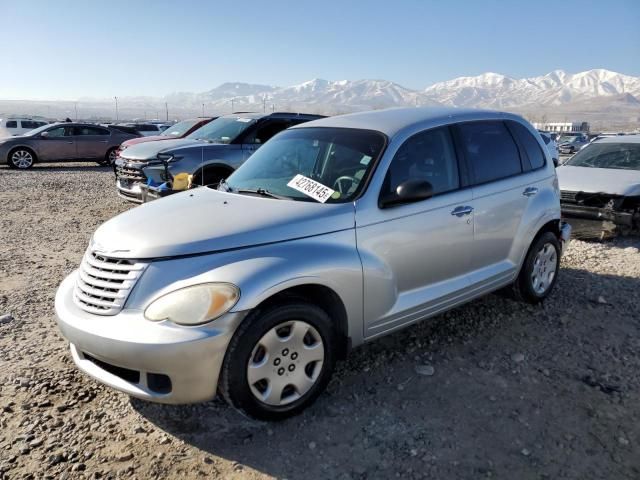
[{"xmin": 384, "ymin": 127, "xmax": 459, "ymax": 197}]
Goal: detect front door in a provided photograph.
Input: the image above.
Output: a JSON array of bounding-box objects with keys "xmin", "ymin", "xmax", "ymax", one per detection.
[
  {"xmin": 356, "ymin": 126, "xmax": 474, "ymax": 338},
  {"xmin": 37, "ymin": 125, "xmax": 76, "ymax": 161}
]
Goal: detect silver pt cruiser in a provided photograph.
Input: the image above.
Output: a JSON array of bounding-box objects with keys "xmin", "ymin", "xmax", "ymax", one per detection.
[{"xmin": 56, "ymin": 108, "xmax": 571, "ymax": 420}]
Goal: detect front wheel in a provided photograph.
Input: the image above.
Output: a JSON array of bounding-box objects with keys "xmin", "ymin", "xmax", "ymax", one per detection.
[
  {"xmin": 219, "ymin": 301, "xmax": 337, "ymax": 420},
  {"xmin": 8, "ymin": 148, "xmax": 36, "ymax": 169},
  {"xmin": 512, "ymin": 232, "xmax": 560, "ymax": 304}
]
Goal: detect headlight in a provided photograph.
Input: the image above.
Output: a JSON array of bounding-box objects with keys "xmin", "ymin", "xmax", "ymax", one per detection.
[{"xmin": 144, "ymin": 283, "xmax": 239, "ymax": 326}]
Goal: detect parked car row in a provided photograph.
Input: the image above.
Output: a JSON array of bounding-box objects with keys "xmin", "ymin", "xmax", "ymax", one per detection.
[
  {"xmin": 114, "ymin": 112, "xmax": 325, "ymax": 202},
  {"xmin": 0, "ymin": 123, "xmax": 139, "ymax": 168},
  {"xmin": 54, "ymin": 107, "xmax": 573, "ymax": 420}
]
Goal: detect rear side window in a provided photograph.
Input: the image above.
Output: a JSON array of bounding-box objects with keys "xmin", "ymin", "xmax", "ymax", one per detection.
[
  {"xmin": 6, "ymin": 121, "xmax": 18, "ymax": 128},
  {"xmin": 75, "ymin": 126, "xmax": 110, "ymax": 136},
  {"xmin": 510, "ymin": 122, "xmax": 546, "ymax": 169},
  {"xmin": 245, "ymin": 120, "xmax": 291, "ymax": 144},
  {"xmin": 385, "ymin": 127, "xmax": 459, "ymax": 197},
  {"xmin": 138, "ymin": 124, "xmax": 159, "ymax": 132},
  {"xmin": 21, "ymin": 120, "xmax": 41, "ymax": 129},
  {"xmin": 457, "ymin": 121, "xmax": 522, "ymax": 184}
]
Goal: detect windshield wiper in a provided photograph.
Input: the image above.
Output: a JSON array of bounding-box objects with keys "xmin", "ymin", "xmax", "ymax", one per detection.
[
  {"xmin": 235, "ymin": 188, "xmax": 289, "ymax": 200},
  {"xmin": 217, "ymin": 178, "xmax": 232, "ymax": 192}
]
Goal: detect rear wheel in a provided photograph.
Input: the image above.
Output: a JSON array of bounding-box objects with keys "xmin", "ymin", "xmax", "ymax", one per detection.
[
  {"xmin": 98, "ymin": 147, "xmax": 118, "ymax": 166},
  {"xmin": 8, "ymin": 148, "xmax": 36, "ymax": 169},
  {"xmin": 512, "ymin": 232, "xmax": 560, "ymax": 304},
  {"xmin": 220, "ymin": 301, "xmax": 337, "ymax": 420}
]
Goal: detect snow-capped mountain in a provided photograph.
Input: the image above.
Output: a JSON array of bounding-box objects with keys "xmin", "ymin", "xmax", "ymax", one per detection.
[
  {"xmin": 168, "ymin": 78, "xmax": 440, "ymax": 113},
  {"xmin": 423, "ymin": 69, "xmax": 640, "ymax": 108},
  {"xmin": 3, "ymin": 69, "xmax": 637, "ymax": 128},
  {"xmin": 160, "ymin": 69, "xmax": 640, "ymax": 116}
]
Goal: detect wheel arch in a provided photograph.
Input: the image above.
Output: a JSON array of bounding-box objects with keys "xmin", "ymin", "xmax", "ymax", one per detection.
[
  {"xmin": 245, "ymin": 283, "xmax": 351, "ymax": 360},
  {"xmin": 192, "ymin": 162, "xmax": 234, "ymax": 184},
  {"xmin": 516, "ymin": 218, "xmax": 562, "ymax": 275},
  {"xmin": 7, "ymin": 145, "xmax": 38, "ymax": 164}
]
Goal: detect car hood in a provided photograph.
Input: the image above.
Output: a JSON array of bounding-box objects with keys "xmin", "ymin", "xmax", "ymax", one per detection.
[
  {"xmin": 556, "ymin": 165, "xmax": 640, "ymax": 196},
  {"xmin": 121, "ymin": 135, "xmax": 174, "ymax": 148},
  {"xmin": 119, "ymin": 138, "xmax": 219, "ymax": 161},
  {"xmin": 91, "ymin": 187, "xmax": 355, "ymax": 259}
]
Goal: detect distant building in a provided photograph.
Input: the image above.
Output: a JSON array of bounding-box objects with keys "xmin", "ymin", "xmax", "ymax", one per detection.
[{"xmin": 533, "ymin": 121, "xmax": 590, "ymax": 133}]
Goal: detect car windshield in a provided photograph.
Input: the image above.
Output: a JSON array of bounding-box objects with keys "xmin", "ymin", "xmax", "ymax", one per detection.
[
  {"xmin": 23, "ymin": 124, "xmax": 54, "ymax": 136},
  {"xmin": 565, "ymin": 143, "xmax": 640, "ymax": 170},
  {"xmin": 559, "ymin": 135, "xmax": 580, "ymax": 144},
  {"xmin": 187, "ymin": 116, "xmax": 256, "ymax": 143},
  {"xmin": 160, "ymin": 120, "xmax": 199, "ymax": 137},
  {"xmin": 224, "ymin": 127, "xmax": 387, "ymax": 203}
]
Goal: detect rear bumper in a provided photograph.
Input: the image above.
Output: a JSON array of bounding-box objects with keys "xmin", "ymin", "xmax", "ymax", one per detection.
[{"xmin": 559, "ymin": 221, "xmax": 571, "ymax": 255}]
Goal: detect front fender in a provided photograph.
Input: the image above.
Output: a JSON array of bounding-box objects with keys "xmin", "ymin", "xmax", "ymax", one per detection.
[{"xmin": 126, "ymin": 230, "xmax": 365, "ymax": 346}]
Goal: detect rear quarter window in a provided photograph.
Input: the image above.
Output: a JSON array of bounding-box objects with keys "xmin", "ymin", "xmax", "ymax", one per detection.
[
  {"xmin": 509, "ymin": 122, "xmax": 547, "ymax": 169},
  {"xmin": 456, "ymin": 121, "xmax": 522, "ymax": 185},
  {"xmin": 6, "ymin": 121, "xmax": 18, "ymax": 128}
]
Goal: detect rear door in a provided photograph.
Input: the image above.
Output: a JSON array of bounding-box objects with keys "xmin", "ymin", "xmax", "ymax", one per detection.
[
  {"xmin": 454, "ymin": 120, "xmax": 532, "ymax": 288},
  {"xmin": 37, "ymin": 125, "xmax": 76, "ymax": 160},
  {"xmin": 73, "ymin": 126, "xmax": 111, "ymax": 159}
]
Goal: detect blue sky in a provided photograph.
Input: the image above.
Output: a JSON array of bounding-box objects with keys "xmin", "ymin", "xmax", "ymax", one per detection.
[{"xmin": 1, "ymin": 0, "xmax": 638, "ymax": 100}]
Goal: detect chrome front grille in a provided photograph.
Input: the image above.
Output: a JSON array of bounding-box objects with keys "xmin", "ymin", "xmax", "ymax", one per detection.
[
  {"xmin": 73, "ymin": 250, "xmax": 148, "ymax": 315},
  {"xmin": 116, "ymin": 164, "xmax": 146, "ymax": 183},
  {"xmin": 560, "ymin": 190, "xmax": 578, "ymax": 203}
]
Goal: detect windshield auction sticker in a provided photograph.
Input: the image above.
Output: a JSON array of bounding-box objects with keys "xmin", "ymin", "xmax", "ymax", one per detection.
[{"xmin": 287, "ymin": 174, "xmax": 335, "ymax": 203}]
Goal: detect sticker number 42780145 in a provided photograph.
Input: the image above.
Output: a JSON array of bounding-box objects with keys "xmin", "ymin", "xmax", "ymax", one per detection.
[{"xmin": 287, "ymin": 174, "xmax": 335, "ymax": 203}]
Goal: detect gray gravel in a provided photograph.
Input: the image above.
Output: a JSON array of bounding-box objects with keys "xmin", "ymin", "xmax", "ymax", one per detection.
[{"xmin": 1, "ymin": 163, "xmax": 640, "ymax": 479}]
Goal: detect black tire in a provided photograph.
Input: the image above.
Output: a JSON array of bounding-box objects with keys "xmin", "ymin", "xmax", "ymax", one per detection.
[
  {"xmin": 511, "ymin": 231, "xmax": 561, "ymax": 304},
  {"xmin": 219, "ymin": 301, "xmax": 337, "ymax": 421},
  {"xmin": 98, "ymin": 148, "xmax": 118, "ymax": 166},
  {"xmin": 8, "ymin": 147, "xmax": 36, "ymax": 169}
]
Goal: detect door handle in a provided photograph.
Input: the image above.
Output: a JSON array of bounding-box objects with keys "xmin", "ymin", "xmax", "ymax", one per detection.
[
  {"xmin": 451, "ymin": 206, "xmax": 474, "ymax": 217},
  {"xmin": 523, "ymin": 187, "xmax": 539, "ymax": 197},
  {"xmin": 99, "ymin": 140, "xmax": 108, "ymax": 143},
  {"xmin": 66, "ymin": 141, "xmax": 74, "ymax": 144}
]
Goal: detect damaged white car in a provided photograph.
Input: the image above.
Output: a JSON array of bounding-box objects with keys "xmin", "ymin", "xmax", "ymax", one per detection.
[{"xmin": 556, "ymin": 136, "xmax": 640, "ymax": 238}]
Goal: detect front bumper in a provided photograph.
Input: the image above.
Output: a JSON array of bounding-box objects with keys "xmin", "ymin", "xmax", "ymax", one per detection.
[
  {"xmin": 55, "ymin": 272, "xmax": 246, "ymax": 404},
  {"xmin": 561, "ymin": 204, "xmax": 635, "ymax": 227}
]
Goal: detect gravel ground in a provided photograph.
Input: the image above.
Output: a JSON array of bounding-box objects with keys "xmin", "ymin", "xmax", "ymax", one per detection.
[{"xmin": 1, "ymin": 163, "xmax": 639, "ymax": 480}]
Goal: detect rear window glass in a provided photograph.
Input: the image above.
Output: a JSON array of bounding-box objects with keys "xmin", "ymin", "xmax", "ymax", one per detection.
[
  {"xmin": 457, "ymin": 121, "xmax": 522, "ymax": 184},
  {"xmin": 510, "ymin": 122, "xmax": 547, "ymax": 169}
]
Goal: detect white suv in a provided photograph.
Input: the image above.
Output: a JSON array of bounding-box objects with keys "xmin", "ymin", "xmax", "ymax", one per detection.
[{"xmin": 0, "ymin": 118, "xmax": 49, "ymax": 138}]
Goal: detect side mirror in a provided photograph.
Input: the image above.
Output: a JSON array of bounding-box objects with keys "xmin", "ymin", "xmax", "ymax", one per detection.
[
  {"xmin": 379, "ymin": 179, "xmax": 433, "ymax": 208},
  {"xmin": 40, "ymin": 131, "xmax": 49, "ymax": 138}
]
